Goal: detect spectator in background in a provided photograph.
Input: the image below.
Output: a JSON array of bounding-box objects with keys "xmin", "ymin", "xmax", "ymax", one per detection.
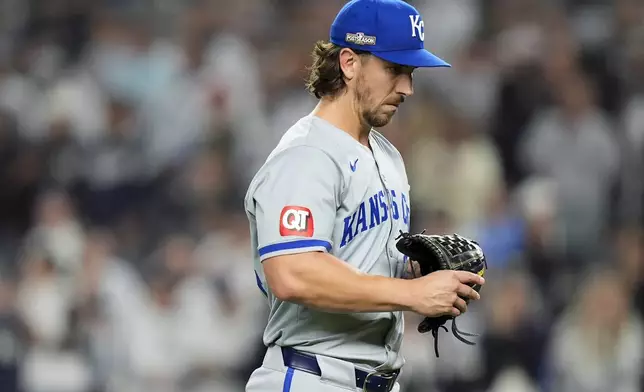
[
  {"xmin": 78, "ymin": 95, "xmax": 147, "ymax": 228},
  {"xmin": 487, "ymin": 1, "xmax": 569, "ymax": 188},
  {"xmin": 23, "ymin": 190, "xmax": 85, "ymax": 279},
  {"xmin": 15, "ymin": 250, "xmax": 68, "ymax": 352},
  {"xmin": 0, "ymin": 273, "xmax": 30, "ymax": 392},
  {"xmin": 545, "ymin": 268, "xmax": 644, "ymax": 392},
  {"xmin": 424, "ymin": 39, "xmax": 500, "ymax": 132},
  {"xmin": 517, "ymin": 69, "xmax": 620, "ymax": 263},
  {"xmin": 15, "ymin": 249, "xmax": 92, "ymax": 392},
  {"xmin": 407, "ymin": 102, "xmax": 504, "ymax": 230},
  {"xmin": 460, "ymin": 185, "xmax": 526, "ymax": 271},
  {"xmin": 485, "ymin": 368, "xmax": 539, "ymax": 392},
  {"xmin": 479, "ymin": 268, "xmax": 548, "ymax": 392},
  {"xmin": 73, "ymin": 229, "xmax": 146, "ymax": 391},
  {"xmin": 0, "ymin": 110, "xmax": 43, "ymax": 248},
  {"xmin": 514, "ymin": 177, "xmax": 569, "ymax": 313},
  {"xmin": 619, "ymin": 28, "xmax": 644, "ymax": 227},
  {"xmin": 614, "ymin": 0, "xmax": 644, "ymax": 47},
  {"xmin": 614, "ymin": 227, "xmax": 644, "ymax": 321},
  {"xmin": 0, "ymin": 39, "xmax": 54, "ymax": 142}
]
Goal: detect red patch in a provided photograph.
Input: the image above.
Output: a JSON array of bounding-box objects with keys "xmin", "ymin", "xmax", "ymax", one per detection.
[{"xmin": 279, "ymin": 206, "xmax": 314, "ymax": 237}]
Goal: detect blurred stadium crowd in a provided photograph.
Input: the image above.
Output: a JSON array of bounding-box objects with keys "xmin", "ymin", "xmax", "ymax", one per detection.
[{"xmin": 0, "ymin": 0, "xmax": 643, "ymax": 391}]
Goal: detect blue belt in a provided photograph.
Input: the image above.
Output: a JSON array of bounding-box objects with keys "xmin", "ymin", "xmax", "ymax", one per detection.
[{"xmin": 280, "ymin": 347, "xmax": 399, "ymax": 392}]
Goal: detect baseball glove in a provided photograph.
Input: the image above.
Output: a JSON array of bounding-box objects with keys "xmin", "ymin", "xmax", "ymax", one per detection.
[{"xmin": 395, "ymin": 230, "xmax": 487, "ymax": 357}]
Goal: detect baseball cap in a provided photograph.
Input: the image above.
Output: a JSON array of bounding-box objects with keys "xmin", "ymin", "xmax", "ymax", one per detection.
[{"xmin": 330, "ymin": 0, "xmax": 450, "ymax": 68}]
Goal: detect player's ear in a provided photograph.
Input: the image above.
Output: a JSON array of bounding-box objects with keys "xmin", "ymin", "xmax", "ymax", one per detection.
[{"xmin": 338, "ymin": 48, "xmax": 360, "ymax": 81}]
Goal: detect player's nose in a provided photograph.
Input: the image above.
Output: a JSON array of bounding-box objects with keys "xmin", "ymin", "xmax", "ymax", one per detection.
[{"xmin": 396, "ymin": 74, "xmax": 414, "ymax": 98}]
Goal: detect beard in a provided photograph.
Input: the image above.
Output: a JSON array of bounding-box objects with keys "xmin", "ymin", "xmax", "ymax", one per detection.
[
  {"xmin": 354, "ymin": 75, "xmax": 394, "ymax": 128},
  {"xmin": 362, "ymin": 107, "xmax": 391, "ymax": 128}
]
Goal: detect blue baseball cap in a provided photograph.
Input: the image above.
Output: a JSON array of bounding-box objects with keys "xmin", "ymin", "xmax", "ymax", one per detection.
[{"xmin": 330, "ymin": 0, "xmax": 450, "ymax": 68}]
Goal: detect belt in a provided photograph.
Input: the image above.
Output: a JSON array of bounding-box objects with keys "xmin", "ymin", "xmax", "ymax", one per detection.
[{"xmin": 280, "ymin": 347, "xmax": 399, "ymax": 392}]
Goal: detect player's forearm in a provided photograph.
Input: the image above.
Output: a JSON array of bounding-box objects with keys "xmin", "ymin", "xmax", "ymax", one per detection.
[{"xmin": 263, "ymin": 252, "xmax": 413, "ymax": 313}]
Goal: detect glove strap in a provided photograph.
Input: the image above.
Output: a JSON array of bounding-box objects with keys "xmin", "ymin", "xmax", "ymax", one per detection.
[
  {"xmin": 431, "ymin": 325, "xmax": 448, "ymax": 358},
  {"xmin": 450, "ymin": 319, "xmax": 478, "ymax": 345}
]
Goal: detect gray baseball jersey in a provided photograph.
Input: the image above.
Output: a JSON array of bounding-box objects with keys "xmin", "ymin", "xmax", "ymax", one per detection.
[{"xmin": 244, "ymin": 114, "xmax": 412, "ymax": 371}]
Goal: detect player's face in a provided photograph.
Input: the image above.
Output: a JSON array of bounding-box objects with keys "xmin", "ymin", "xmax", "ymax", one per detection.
[{"xmin": 354, "ymin": 56, "xmax": 415, "ymax": 128}]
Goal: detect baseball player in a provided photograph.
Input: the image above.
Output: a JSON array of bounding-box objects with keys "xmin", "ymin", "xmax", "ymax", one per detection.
[{"xmin": 243, "ymin": 1, "xmax": 485, "ymax": 391}]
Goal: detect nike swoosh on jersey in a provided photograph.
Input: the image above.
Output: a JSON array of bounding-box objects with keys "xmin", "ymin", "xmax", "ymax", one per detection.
[{"xmin": 349, "ymin": 158, "xmax": 359, "ymax": 172}]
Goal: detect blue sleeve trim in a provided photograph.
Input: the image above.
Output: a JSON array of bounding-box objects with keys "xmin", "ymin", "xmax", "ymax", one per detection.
[
  {"xmin": 259, "ymin": 239, "xmax": 332, "ymax": 257},
  {"xmin": 255, "ymin": 271, "xmax": 268, "ymax": 297},
  {"xmin": 282, "ymin": 367, "xmax": 294, "ymax": 392}
]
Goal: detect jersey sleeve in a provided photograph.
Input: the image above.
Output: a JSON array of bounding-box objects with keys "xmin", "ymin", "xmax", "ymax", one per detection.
[{"xmin": 250, "ymin": 146, "xmax": 342, "ymax": 261}]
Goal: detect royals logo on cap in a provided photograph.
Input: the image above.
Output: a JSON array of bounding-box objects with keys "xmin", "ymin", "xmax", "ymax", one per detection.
[{"xmin": 409, "ymin": 15, "xmax": 424, "ymax": 42}]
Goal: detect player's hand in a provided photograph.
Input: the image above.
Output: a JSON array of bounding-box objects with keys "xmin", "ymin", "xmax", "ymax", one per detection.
[{"xmin": 407, "ymin": 270, "xmax": 484, "ymax": 318}]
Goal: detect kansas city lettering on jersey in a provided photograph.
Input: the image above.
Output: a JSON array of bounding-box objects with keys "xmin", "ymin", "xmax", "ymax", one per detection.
[{"xmin": 340, "ymin": 189, "xmax": 410, "ymax": 248}]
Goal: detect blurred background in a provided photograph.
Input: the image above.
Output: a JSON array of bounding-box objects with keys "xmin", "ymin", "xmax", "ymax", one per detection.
[{"xmin": 0, "ymin": 0, "xmax": 642, "ymax": 391}]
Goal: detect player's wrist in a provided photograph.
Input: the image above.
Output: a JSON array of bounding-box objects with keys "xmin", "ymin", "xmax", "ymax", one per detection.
[{"xmin": 380, "ymin": 277, "xmax": 415, "ymax": 312}]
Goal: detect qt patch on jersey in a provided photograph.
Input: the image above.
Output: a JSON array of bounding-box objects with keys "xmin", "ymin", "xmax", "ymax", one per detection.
[{"xmin": 280, "ymin": 206, "xmax": 314, "ymax": 237}]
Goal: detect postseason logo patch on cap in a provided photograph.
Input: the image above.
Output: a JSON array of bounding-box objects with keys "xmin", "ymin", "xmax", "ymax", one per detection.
[{"xmin": 345, "ymin": 32, "xmax": 376, "ymax": 46}]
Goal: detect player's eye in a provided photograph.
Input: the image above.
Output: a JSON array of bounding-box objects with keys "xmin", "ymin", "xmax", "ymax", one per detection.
[{"xmin": 386, "ymin": 65, "xmax": 414, "ymax": 77}]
